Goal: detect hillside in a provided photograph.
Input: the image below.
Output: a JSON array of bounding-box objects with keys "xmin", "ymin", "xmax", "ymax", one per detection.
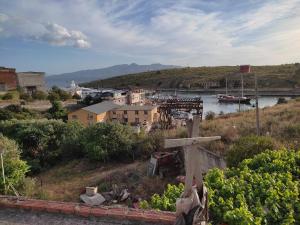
[
  {"xmin": 46, "ymin": 63, "xmax": 179, "ymax": 87},
  {"xmin": 82, "ymin": 64, "xmax": 300, "ymax": 89}
]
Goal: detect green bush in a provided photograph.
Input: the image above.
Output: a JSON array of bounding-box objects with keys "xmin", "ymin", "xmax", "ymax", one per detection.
[
  {"xmin": 32, "ymin": 91, "xmax": 47, "ymax": 100},
  {"xmin": 140, "ymin": 183, "xmax": 184, "ymax": 211},
  {"xmin": 134, "ymin": 130, "xmax": 164, "ymax": 159},
  {"xmin": 0, "ymin": 134, "xmax": 29, "ymax": 194},
  {"xmin": 226, "ymin": 135, "xmax": 277, "ymax": 167},
  {"xmin": 277, "ymin": 97, "xmax": 288, "ymax": 104},
  {"xmin": 48, "ymin": 86, "xmax": 72, "ymax": 102},
  {"xmin": 0, "ymin": 120, "xmax": 84, "ymax": 173},
  {"xmin": 47, "ymin": 101, "xmax": 67, "ymax": 121},
  {"xmin": 206, "ymin": 150, "xmax": 300, "ymax": 225},
  {"xmin": 2, "ymin": 92, "xmax": 13, "ymax": 100},
  {"xmin": 20, "ymin": 92, "xmax": 32, "ymax": 101},
  {"xmin": 82, "ymin": 122, "xmax": 135, "ymax": 162},
  {"xmin": 144, "ymin": 150, "xmax": 299, "ymax": 225},
  {"xmin": 205, "ymin": 111, "xmax": 216, "ymax": 120},
  {"xmin": 0, "ymin": 105, "xmax": 38, "ymax": 120}
]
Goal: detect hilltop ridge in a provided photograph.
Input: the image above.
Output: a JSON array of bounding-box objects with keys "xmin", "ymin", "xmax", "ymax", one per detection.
[{"xmin": 82, "ymin": 64, "xmax": 300, "ymax": 89}]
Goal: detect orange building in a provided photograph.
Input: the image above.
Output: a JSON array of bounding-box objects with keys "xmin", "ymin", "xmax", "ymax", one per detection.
[{"xmin": 68, "ymin": 101, "xmax": 159, "ymax": 127}]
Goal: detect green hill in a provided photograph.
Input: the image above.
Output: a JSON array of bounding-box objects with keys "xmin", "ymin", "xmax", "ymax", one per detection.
[{"xmin": 82, "ymin": 64, "xmax": 300, "ymax": 89}]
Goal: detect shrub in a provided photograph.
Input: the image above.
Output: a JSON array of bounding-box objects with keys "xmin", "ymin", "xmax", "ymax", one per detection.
[
  {"xmin": 140, "ymin": 183, "xmax": 184, "ymax": 211},
  {"xmin": 226, "ymin": 135, "xmax": 277, "ymax": 167},
  {"xmin": 47, "ymin": 91, "xmax": 60, "ymax": 102},
  {"xmin": 0, "ymin": 120, "xmax": 84, "ymax": 173},
  {"xmin": 205, "ymin": 111, "xmax": 215, "ymax": 120},
  {"xmin": 20, "ymin": 92, "xmax": 32, "ymax": 101},
  {"xmin": 0, "ymin": 105, "xmax": 38, "ymax": 120},
  {"xmin": 134, "ymin": 130, "xmax": 164, "ymax": 159},
  {"xmin": 2, "ymin": 92, "xmax": 13, "ymax": 100},
  {"xmin": 47, "ymin": 101, "xmax": 67, "ymax": 121},
  {"xmin": 72, "ymin": 93, "xmax": 81, "ymax": 99},
  {"xmin": 277, "ymin": 97, "xmax": 288, "ymax": 104},
  {"xmin": 145, "ymin": 150, "xmax": 300, "ymax": 225},
  {"xmin": 82, "ymin": 122, "xmax": 135, "ymax": 162},
  {"xmin": 206, "ymin": 150, "xmax": 300, "ymax": 225},
  {"xmin": 32, "ymin": 91, "xmax": 47, "ymax": 100},
  {"xmin": 0, "ymin": 135, "xmax": 29, "ymax": 194},
  {"xmin": 48, "ymin": 86, "xmax": 72, "ymax": 102}
]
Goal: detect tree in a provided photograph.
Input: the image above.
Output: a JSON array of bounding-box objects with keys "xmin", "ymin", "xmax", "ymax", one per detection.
[
  {"xmin": 48, "ymin": 86, "xmax": 72, "ymax": 102},
  {"xmin": 0, "ymin": 120, "xmax": 85, "ymax": 173},
  {"xmin": 82, "ymin": 122, "xmax": 134, "ymax": 162},
  {"xmin": 0, "ymin": 135, "xmax": 29, "ymax": 194},
  {"xmin": 47, "ymin": 101, "xmax": 67, "ymax": 120}
]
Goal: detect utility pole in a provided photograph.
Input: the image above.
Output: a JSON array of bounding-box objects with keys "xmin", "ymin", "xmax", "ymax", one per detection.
[
  {"xmin": 0, "ymin": 148, "xmax": 6, "ymax": 194},
  {"xmin": 255, "ymin": 73, "xmax": 260, "ymax": 136}
]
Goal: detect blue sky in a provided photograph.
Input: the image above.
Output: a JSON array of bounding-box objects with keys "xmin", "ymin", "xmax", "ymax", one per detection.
[{"xmin": 0, "ymin": 0, "xmax": 300, "ymax": 75}]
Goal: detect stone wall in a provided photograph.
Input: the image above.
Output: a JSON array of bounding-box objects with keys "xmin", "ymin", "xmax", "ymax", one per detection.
[{"xmin": 0, "ymin": 196, "xmax": 175, "ymax": 225}]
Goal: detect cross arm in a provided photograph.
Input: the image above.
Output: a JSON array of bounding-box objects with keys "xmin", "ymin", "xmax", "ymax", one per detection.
[{"xmin": 164, "ymin": 136, "xmax": 221, "ymax": 149}]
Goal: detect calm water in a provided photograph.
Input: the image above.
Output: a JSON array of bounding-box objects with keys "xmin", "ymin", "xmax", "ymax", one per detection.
[{"xmin": 156, "ymin": 92, "xmax": 282, "ymax": 116}]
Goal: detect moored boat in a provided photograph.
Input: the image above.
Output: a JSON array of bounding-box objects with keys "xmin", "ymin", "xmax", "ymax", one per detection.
[{"xmin": 217, "ymin": 94, "xmax": 251, "ymax": 104}]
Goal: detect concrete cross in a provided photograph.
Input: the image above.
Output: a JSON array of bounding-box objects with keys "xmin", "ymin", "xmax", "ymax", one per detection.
[{"xmin": 164, "ymin": 115, "xmax": 221, "ymax": 196}]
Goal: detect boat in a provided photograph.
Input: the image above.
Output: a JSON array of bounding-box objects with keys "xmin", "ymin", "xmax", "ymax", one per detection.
[
  {"xmin": 217, "ymin": 76, "xmax": 251, "ymax": 104},
  {"xmin": 217, "ymin": 94, "xmax": 251, "ymax": 104}
]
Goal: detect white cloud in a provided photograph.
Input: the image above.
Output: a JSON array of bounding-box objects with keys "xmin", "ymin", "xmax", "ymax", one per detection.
[
  {"xmin": 1, "ymin": 0, "xmax": 300, "ymax": 65},
  {"xmin": 39, "ymin": 23, "xmax": 90, "ymax": 48},
  {"xmin": 0, "ymin": 13, "xmax": 91, "ymax": 48}
]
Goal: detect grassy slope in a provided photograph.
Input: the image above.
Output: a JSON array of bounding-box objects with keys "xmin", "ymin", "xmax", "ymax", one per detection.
[
  {"xmin": 34, "ymin": 99, "xmax": 300, "ymax": 202},
  {"xmin": 82, "ymin": 64, "xmax": 300, "ymax": 89},
  {"xmin": 201, "ymin": 98, "xmax": 300, "ymax": 154},
  {"xmin": 35, "ymin": 159, "xmax": 173, "ymax": 202}
]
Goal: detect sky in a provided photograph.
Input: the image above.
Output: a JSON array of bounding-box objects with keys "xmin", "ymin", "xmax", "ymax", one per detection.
[{"xmin": 0, "ymin": 0, "xmax": 300, "ymax": 75}]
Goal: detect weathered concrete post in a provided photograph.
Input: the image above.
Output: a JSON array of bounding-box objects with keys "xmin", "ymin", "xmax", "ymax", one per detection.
[{"xmin": 164, "ymin": 115, "xmax": 221, "ymax": 225}]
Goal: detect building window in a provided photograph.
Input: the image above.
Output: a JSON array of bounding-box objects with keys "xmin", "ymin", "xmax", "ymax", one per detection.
[
  {"xmin": 124, "ymin": 110, "xmax": 127, "ymax": 114},
  {"xmin": 112, "ymin": 111, "xmax": 116, "ymax": 114},
  {"xmin": 144, "ymin": 110, "xmax": 148, "ymax": 115},
  {"xmin": 88, "ymin": 114, "xmax": 93, "ymax": 120},
  {"xmin": 135, "ymin": 110, "xmax": 139, "ymax": 115},
  {"xmin": 124, "ymin": 118, "xmax": 128, "ymax": 123},
  {"xmin": 135, "ymin": 118, "xmax": 139, "ymax": 123},
  {"xmin": 72, "ymin": 115, "xmax": 78, "ymax": 120}
]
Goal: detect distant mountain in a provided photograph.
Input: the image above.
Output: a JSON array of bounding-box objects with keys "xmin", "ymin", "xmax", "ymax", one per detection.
[{"xmin": 46, "ymin": 63, "xmax": 179, "ymax": 88}]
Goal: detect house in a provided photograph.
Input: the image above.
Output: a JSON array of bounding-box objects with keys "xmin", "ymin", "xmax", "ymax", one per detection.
[
  {"xmin": 110, "ymin": 105, "xmax": 159, "ymax": 126},
  {"xmin": 68, "ymin": 101, "xmax": 120, "ymax": 126},
  {"xmin": 0, "ymin": 67, "xmax": 18, "ymax": 91},
  {"xmin": 17, "ymin": 72, "xmax": 46, "ymax": 94},
  {"xmin": 68, "ymin": 101, "xmax": 159, "ymax": 128},
  {"xmin": 127, "ymin": 89, "xmax": 145, "ymax": 105}
]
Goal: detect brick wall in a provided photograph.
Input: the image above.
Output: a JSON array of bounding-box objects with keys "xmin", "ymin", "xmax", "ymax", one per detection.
[
  {"xmin": 0, "ymin": 195, "xmax": 175, "ymax": 225},
  {"xmin": 0, "ymin": 68, "xmax": 17, "ymax": 91}
]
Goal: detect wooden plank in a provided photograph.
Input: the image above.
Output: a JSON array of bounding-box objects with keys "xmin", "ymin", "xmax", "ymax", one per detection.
[{"xmin": 164, "ymin": 136, "xmax": 221, "ymax": 149}]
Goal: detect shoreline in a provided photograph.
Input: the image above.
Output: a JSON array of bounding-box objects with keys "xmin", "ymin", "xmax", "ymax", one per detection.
[{"xmin": 155, "ymin": 88, "xmax": 300, "ymax": 96}]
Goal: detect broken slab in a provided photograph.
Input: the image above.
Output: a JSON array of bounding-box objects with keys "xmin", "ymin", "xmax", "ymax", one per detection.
[{"xmin": 80, "ymin": 193, "xmax": 106, "ymax": 206}]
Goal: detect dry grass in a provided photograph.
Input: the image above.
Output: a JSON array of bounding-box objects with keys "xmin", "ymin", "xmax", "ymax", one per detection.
[
  {"xmin": 35, "ymin": 159, "xmax": 173, "ymax": 202},
  {"xmin": 201, "ymin": 98, "xmax": 300, "ymax": 153}
]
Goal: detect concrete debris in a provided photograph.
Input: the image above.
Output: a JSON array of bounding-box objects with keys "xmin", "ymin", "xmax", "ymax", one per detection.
[{"xmin": 80, "ymin": 193, "xmax": 106, "ymax": 206}]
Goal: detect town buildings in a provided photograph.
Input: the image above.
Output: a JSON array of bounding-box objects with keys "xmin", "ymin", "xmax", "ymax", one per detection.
[
  {"xmin": 0, "ymin": 66, "xmax": 46, "ymax": 93},
  {"xmin": 68, "ymin": 101, "xmax": 159, "ymax": 128}
]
